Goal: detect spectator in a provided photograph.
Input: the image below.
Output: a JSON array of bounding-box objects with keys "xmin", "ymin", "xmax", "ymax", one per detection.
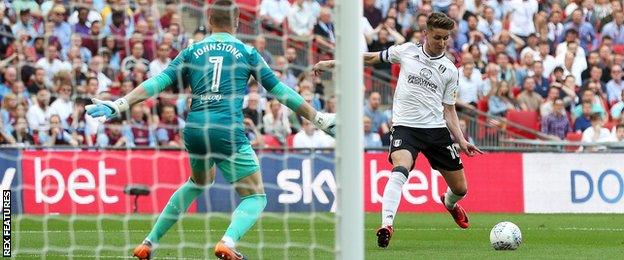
[
  {"xmin": 0, "ymin": 67, "xmax": 17, "ymax": 99},
  {"xmin": 88, "ymin": 55, "xmax": 113, "ymax": 93},
  {"xmin": 148, "ymin": 43, "xmax": 171, "ymax": 78},
  {"xmin": 494, "ymin": 52, "xmax": 517, "ymax": 87},
  {"xmin": 368, "ymin": 21, "xmax": 404, "ymax": 80},
  {"xmin": 540, "ymin": 87, "xmax": 562, "ymax": 117},
  {"xmin": 507, "ymin": 0, "xmax": 538, "ymax": 39},
  {"xmin": 259, "ymin": 0, "xmax": 291, "ymax": 33},
  {"xmin": 581, "ymin": 112, "xmax": 615, "ymax": 151},
  {"xmin": 606, "ymin": 64, "xmax": 624, "ymax": 104},
  {"xmin": 156, "ymin": 104, "xmax": 185, "ymax": 147},
  {"xmin": 457, "ymin": 117, "xmax": 474, "ymax": 144},
  {"xmin": 323, "ymin": 95, "xmax": 336, "ymax": 113},
  {"xmin": 243, "ymin": 91, "xmax": 264, "ymax": 128},
  {"xmin": 364, "ymin": 91, "xmax": 389, "ymax": 135},
  {"xmin": 263, "ymin": 99, "xmax": 292, "ymax": 145},
  {"xmin": 363, "ymin": 0, "xmax": 382, "ymax": 28},
  {"xmin": 582, "ymin": 65, "xmax": 606, "ymax": 96},
  {"xmin": 11, "ymin": 117, "xmax": 34, "ymax": 146},
  {"xmin": 457, "ymin": 61, "xmax": 485, "ymax": 109},
  {"xmin": 49, "ymin": 83, "xmax": 73, "ymax": 129},
  {"xmin": 610, "ymin": 90, "xmax": 624, "ymax": 119},
  {"xmin": 557, "ymin": 75, "xmax": 579, "ymax": 107},
  {"xmin": 529, "ymin": 61, "xmax": 550, "ymax": 98},
  {"xmin": 49, "ymin": 5, "xmax": 72, "ymax": 51},
  {"xmin": 574, "ymin": 101, "xmax": 594, "ymax": 132},
  {"xmin": 253, "ymin": 35, "xmax": 274, "ymax": 66},
  {"xmin": 71, "ymin": 7, "xmax": 91, "ymax": 35},
  {"xmin": 363, "ymin": 115, "xmax": 382, "ymax": 148},
  {"xmin": 126, "ymin": 103, "xmax": 155, "ymax": 147},
  {"xmin": 541, "ymin": 99, "xmax": 571, "ymax": 140},
  {"xmin": 243, "ymin": 117, "xmax": 265, "ymax": 149},
  {"xmin": 121, "ymin": 42, "xmax": 150, "ymax": 73},
  {"xmin": 488, "ymin": 81, "xmax": 517, "ymax": 117},
  {"xmin": 97, "ymin": 118, "xmax": 127, "ymax": 147},
  {"xmin": 83, "ymin": 20, "xmax": 102, "ymax": 55},
  {"xmin": 0, "ymin": 118, "xmax": 15, "ymax": 145},
  {"xmin": 517, "ymin": 77, "xmax": 544, "ymax": 111},
  {"xmin": 103, "ymin": 8, "xmax": 134, "ymax": 45},
  {"xmin": 313, "ymin": 7, "xmax": 335, "ymax": 55},
  {"xmin": 395, "ymin": 0, "xmax": 412, "ymax": 35},
  {"xmin": 26, "ymin": 88, "xmax": 51, "ymax": 133},
  {"xmin": 39, "ymin": 114, "xmax": 79, "ymax": 147},
  {"xmin": 298, "ymin": 81, "xmax": 322, "ymax": 110},
  {"xmin": 159, "ymin": 0, "xmax": 177, "ymax": 29},
  {"xmin": 563, "ymin": 9, "xmax": 598, "ymax": 53},
  {"xmin": 547, "ymin": 10, "xmax": 565, "ymax": 44},
  {"xmin": 69, "ymin": 98, "xmax": 96, "ymax": 146},
  {"xmin": 537, "ymin": 40, "xmax": 557, "ymax": 78},
  {"xmin": 273, "ymin": 56, "xmax": 298, "ymax": 88},
  {"xmin": 477, "ymin": 6, "xmax": 502, "ymax": 41},
  {"xmin": 285, "ymin": 47, "xmax": 304, "ymax": 77},
  {"xmin": 288, "ymin": 0, "xmax": 315, "ymax": 37},
  {"xmin": 12, "ymin": 9, "xmax": 43, "ymax": 40},
  {"xmin": 600, "ymin": 10, "xmax": 624, "ymax": 44},
  {"xmin": 293, "ymin": 118, "xmax": 333, "ymax": 148},
  {"xmin": 36, "ymin": 45, "xmax": 72, "ymax": 85},
  {"xmin": 614, "ymin": 124, "xmax": 624, "ymax": 142}
]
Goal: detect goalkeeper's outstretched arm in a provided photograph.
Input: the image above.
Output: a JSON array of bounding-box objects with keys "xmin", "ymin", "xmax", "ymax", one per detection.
[{"xmin": 85, "ymin": 74, "xmax": 173, "ymax": 119}]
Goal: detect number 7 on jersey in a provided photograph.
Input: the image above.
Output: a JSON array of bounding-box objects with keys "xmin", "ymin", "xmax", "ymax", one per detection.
[{"xmin": 209, "ymin": 56, "xmax": 223, "ymax": 92}]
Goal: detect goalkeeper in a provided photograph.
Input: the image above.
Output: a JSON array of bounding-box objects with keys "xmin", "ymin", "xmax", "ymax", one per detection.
[{"xmin": 86, "ymin": 1, "xmax": 335, "ymax": 259}]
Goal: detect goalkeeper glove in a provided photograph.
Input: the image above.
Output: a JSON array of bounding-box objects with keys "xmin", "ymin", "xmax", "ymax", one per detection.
[
  {"xmin": 85, "ymin": 98, "xmax": 129, "ymax": 122},
  {"xmin": 313, "ymin": 112, "xmax": 336, "ymax": 137}
]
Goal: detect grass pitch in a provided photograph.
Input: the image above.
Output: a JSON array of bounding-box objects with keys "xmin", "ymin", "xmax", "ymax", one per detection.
[{"xmin": 14, "ymin": 213, "xmax": 624, "ymax": 259}]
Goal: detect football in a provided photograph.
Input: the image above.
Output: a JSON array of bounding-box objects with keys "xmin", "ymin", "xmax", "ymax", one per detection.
[{"xmin": 489, "ymin": 221, "xmax": 522, "ymax": 250}]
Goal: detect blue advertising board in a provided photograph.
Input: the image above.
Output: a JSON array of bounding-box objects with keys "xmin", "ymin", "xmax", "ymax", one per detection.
[
  {"xmin": 196, "ymin": 152, "xmax": 336, "ymax": 212},
  {"xmin": 0, "ymin": 149, "xmax": 22, "ymax": 214}
]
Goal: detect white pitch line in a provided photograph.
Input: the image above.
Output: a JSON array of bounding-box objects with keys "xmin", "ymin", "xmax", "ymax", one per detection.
[{"xmin": 13, "ymin": 227, "xmax": 624, "ymax": 234}]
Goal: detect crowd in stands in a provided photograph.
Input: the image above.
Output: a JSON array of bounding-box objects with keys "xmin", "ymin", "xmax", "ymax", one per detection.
[{"xmin": 0, "ymin": 0, "xmax": 623, "ymax": 151}]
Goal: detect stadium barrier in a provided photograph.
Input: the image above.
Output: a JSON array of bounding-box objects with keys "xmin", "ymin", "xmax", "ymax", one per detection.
[{"xmin": 1, "ymin": 149, "xmax": 622, "ymax": 214}]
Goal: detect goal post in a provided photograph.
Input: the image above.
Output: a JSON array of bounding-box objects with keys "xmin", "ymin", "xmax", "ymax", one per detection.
[{"xmin": 334, "ymin": 0, "xmax": 364, "ymax": 259}]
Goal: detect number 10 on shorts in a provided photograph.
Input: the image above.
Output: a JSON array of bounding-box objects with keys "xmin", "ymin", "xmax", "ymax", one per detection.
[{"xmin": 447, "ymin": 145, "xmax": 461, "ymax": 163}]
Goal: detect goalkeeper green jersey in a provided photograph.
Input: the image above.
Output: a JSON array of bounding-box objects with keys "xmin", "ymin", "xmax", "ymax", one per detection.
[{"xmin": 160, "ymin": 32, "xmax": 280, "ymax": 156}]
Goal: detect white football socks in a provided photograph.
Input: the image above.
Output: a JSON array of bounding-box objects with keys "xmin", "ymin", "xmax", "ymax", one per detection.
[
  {"xmin": 381, "ymin": 169, "xmax": 408, "ymax": 227},
  {"xmin": 444, "ymin": 187, "xmax": 465, "ymax": 210},
  {"xmin": 221, "ymin": 236, "xmax": 235, "ymax": 248}
]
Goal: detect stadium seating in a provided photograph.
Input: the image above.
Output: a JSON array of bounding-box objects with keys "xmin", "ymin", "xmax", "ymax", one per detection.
[{"xmin": 505, "ymin": 110, "xmax": 540, "ymax": 139}]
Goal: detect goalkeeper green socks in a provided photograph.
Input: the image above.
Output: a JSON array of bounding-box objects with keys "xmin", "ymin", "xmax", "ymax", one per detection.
[
  {"xmin": 146, "ymin": 179, "xmax": 207, "ymax": 244},
  {"xmin": 223, "ymin": 194, "xmax": 267, "ymax": 245}
]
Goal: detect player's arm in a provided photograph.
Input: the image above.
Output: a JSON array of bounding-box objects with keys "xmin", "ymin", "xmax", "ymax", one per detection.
[
  {"xmin": 442, "ymin": 70, "xmax": 482, "ymax": 156},
  {"xmin": 86, "ymin": 50, "xmax": 185, "ymax": 120},
  {"xmin": 314, "ymin": 44, "xmax": 408, "ymax": 75},
  {"xmin": 443, "ymin": 104, "xmax": 483, "ymax": 156}
]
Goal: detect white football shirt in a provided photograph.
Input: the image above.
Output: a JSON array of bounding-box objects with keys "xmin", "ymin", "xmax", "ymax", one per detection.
[{"xmin": 380, "ymin": 42, "xmax": 459, "ymax": 128}]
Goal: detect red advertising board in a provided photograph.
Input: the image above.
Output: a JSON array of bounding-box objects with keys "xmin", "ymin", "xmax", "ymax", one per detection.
[
  {"xmin": 21, "ymin": 150, "xmax": 193, "ymax": 214},
  {"xmin": 364, "ymin": 152, "xmax": 524, "ymax": 213}
]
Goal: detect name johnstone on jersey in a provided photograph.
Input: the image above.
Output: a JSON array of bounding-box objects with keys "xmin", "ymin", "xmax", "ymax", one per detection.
[{"xmin": 193, "ymin": 43, "xmax": 243, "ymax": 59}]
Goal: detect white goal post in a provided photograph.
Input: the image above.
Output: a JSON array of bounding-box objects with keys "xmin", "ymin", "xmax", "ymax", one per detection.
[{"xmin": 334, "ymin": 0, "xmax": 364, "ymax": 259}]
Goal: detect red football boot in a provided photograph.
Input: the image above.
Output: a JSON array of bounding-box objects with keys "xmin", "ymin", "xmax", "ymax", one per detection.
[
  {"xmin": 440, "ymin": 195, "xmax": 470, "ymax": 229},
  {"xmin": 132, "ymin": 241, "xmax": 152, "ymax": 260},
  {"xmin": 376, "ymin": 226, "xmax": 394, "ymax": 248}
]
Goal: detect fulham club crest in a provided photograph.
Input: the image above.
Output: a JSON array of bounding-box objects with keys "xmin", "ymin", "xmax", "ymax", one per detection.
[{"xmin": 393, "ymin": 139, "xmax": 402, "ymax": 147}]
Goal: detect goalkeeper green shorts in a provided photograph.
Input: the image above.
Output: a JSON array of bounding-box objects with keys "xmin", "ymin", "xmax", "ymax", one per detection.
[{"xmin": 184, "ymin": 127, "xmax": 260, "ymax": 183}]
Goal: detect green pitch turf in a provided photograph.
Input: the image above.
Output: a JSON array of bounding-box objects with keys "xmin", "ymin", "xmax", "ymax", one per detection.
[{"xmin": 13, "ymin": 213, "xmax": 624, "ymax": 259}]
